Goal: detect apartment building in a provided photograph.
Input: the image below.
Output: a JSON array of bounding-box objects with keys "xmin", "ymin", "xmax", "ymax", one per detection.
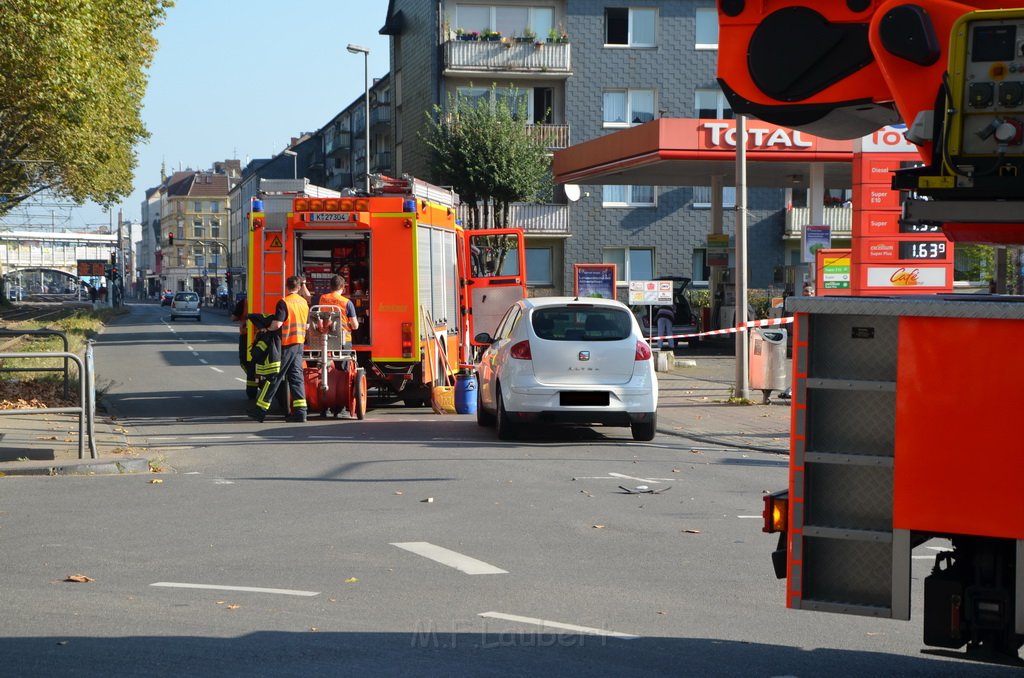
[{"xmin": 155, "ymin": 161, "xmax": 238, "ymax": 297}]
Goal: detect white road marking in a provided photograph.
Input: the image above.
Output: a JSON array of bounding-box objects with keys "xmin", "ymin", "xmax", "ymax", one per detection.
[
  {"xmin": 309, "ymin": 435, "xmax": 354, "ymax": 440},
  {"xmin": 210, "ymin": 367, "xmax": 224, "ymax": 373},
  {"xmin": 391, "ymin": 542, "xmax": 508, "ymax": 575},
  {"xmin": 214, "ymin": 479, "xmax": 235, "ymax": 485},
  {"xmin": 608, "ymin": 472, "xmax": 662, "ymax": 484},
  {"xmin": 478, "ymin": 612, "xmax": 638, "ymax": 639},
  {"xmin": 191, "ymin": 435, "xmax": 233, "ymax": 440},
  {"xmin": 235, "ymin": 377, "xmax": 246, "ymax": 384},
  {"xmin": 737, "ymin": 515, "xmax": 762, "ymax": 519},
  {"xmin": 199, "ymin": 359, "xmax": 208, "ymax": 364},
  {"xmin": 188, "ymin": 346, "xmax": 195, "ymax": 351},
  {"xmin": 151, "ymin": 582, "xmax": 318, "ymax": 597}
]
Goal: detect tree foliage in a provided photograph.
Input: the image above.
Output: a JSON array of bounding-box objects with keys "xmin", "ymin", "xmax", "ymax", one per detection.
[
  {"xmin": 422, "ymin": 85, "xmax": 551, "ymax": 229},
  {"xmin": 0, "ymin": 0, "xmax": 171, "ymax": 216}
]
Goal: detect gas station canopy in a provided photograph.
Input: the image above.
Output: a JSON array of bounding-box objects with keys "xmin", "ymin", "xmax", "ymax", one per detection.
[{"xmin": 553, "ymin": 118, "xmax": 855, "ymax": 189}]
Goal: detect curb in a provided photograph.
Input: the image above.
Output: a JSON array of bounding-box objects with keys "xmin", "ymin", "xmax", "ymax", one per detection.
[{"xmin": 0, "ymin": 457, "xmax": 154, "ymax": 477}]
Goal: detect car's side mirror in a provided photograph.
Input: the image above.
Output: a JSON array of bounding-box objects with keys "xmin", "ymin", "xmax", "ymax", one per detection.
[{"xmin": 474, "ymin": 332, "xmax": 494, "ymax": 345}]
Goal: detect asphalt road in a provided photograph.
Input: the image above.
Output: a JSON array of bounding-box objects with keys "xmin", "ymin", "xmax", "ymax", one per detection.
[{"xmin": 0, "ymin": 303, "xmax": 1016, "ymax": 677}]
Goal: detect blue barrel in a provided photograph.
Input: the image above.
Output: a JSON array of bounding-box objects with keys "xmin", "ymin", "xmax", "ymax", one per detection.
[{"xmin": 454, "ymin": 373, "xmax": 478, "ymax": 414}]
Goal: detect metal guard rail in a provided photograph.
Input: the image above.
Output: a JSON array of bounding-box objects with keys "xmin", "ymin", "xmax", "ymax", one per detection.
[
  {"xmin": 0, "ymin": 346, "xmax": 97, "ymax": 460},
  {"xmin": 0, "ymin": 328, "xmax": 71, "ymax": 399}
]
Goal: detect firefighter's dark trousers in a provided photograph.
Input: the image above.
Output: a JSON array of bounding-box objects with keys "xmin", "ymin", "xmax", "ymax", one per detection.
[{"xmin": 255, "ymin": 343, "xmax": 307, "ymax": 414}]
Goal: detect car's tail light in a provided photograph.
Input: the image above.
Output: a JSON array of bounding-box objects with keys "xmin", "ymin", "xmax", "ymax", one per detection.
[
  {"xmin": 510, "ymin": 340, "xmax": 532, "ymax": 360},
  {"xmin": 634, "ymin": 340, "xmax": 652, "ymax": 360}
]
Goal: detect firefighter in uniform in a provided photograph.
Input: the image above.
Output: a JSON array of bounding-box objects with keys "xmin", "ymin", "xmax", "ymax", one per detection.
[
  {"xmin": 231, "ymin": 292, "xmax": 259, "ymax": 396},
  {"xmin": 249, "ymin": 275, "xmax": 311, "ymax": 423},
  {"xmin": 317, "ymin": 275, "xmax": 359, "ymax": 347}
]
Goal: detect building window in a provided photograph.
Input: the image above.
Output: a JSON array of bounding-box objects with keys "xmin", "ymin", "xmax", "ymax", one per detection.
[
  {"xmin": 691, "ymin": 248, "xmax": 710, "ymax": 284},
  {"xmin": 210, "ymin": 218, "xmax": 221, "ymax": 238},
  {"xmin": 176, "ymin": 222, "xmax": 184, "ymax": 240},
  {"xmin": 454, "ymin": 4, "xmax": 554, "ymax": 40},
  {"xmin": 692, "ymin": 185, "xmax": 736, "ymax": 208},
  {"xmin": 193, "ymin": 201, "xmax": 203, "ymax": 213},
  {"xmin": 193, "ymin": 218, "xmax": 203, "ymax": 238},
  {"xmin": 525, "ymin": 247, "xmax": 553, "ymax": 286},
  {"xmin": 209, "ymin": 201, "xmax": 220, "ymax": 213},
  {"xmin": 603, "ymin": 89, "xmax": 656, "ymax": 127},
  {"xmin": 604, "ymin": 247, "xmax": 654, "ymax": 282},
  {"xmin": 695, "ymin": 7, "xmax": 719, "ymax": 49},
  {"xmin": 603, "ymin": 185, "xmax": 656, "ymax": 207},
  {"xmin": 695, "ymin": 88, "xmax": 733, "ymax": 119},
  {"xmin": 604, "ymin": 7, "xmax": 657, "ymax": 47},
  {"xmin": 176, "ymin": 246, "xmax": 184, "ymax": 267},
  {"xmin": 456, "ymin": 86, "xmax": 531, "ymax": 119}
]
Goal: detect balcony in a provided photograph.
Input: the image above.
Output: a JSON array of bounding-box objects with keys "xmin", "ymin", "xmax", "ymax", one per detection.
[
  {"xmin": 370, "ymin": 106, "xmax": 391, "ymax": 128},
  {"xmin": 526, "ymin": 123, "xmax": 570, "ymax": 150},
  {"xmin": 457, "ymin": 202, "xmax": 569, "ymax": 235},
  {"xmin": 785, "ymin": 206, "xmax": 853, "ymax": 238},
  {"xmin": 444, "ymin": 39, "xmax": 571, "ymax": 77},
  {"xmin": 328, "ymin": 130, "xmax": 351, "ymax": 156},
  {"xmin": 371, "ymin": 151, "xmax": 392, "ymax": 174}
]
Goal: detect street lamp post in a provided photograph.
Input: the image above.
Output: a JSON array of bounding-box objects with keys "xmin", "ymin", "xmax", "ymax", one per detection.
[
  {"xmin": 282, "ymin": 149, "xmax": 297, "ymax": 180},
  {"xmin": 347, "ymin": 43, "xmax": 370, "ymax": 193}
]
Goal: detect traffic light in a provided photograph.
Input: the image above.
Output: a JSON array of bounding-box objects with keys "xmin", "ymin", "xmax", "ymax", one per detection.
[
  {"xmin": 168, "ymin": 232, "xmax": 174, "ymax": 245},
  {"xmin": 226, "ymin": 272, "xmax": 233, "ymax": 285},
  {"xmin": 110, "ymin": 252, "xmax": 117, "ymax": 265}
]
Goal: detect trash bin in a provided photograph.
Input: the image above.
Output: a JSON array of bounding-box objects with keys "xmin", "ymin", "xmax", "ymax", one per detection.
[{"xmin": 749, "ymin": 327, "xmax": 788, "ymax": 403}]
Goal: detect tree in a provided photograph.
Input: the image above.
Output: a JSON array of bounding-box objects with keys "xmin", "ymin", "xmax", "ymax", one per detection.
[
  {"xmin": 0, "ymin": 0, "xmax": 171, "ymax": 217},
  {"xmin": 422, "ymin": 85, "xmax": 551, "ymax": 229}
]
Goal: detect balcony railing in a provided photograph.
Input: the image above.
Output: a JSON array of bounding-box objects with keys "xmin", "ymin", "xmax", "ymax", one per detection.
[
  {"xmin": 444, "ymin": 39, "xmax": 571, "ymax": 74},
  {"xmin": 457, "ymin": 202, "xmax": 569, "ymax": 234},
  {"xmin": 785, "ymin": 206, "xmax": 853, "ymax": 237},
  {"xmin": 327, "ymin": 131, "xmax": 351, "ymax": 155},
  {"xmin": 526, "ymin": 123, "xmax": 570, "ymax": 150}
]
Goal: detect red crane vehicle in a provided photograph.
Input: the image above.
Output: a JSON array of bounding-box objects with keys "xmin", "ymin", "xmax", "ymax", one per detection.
[
  {"xmin": 718, "ymin": 1, "xmax": 1024, "ymax": 662},
  {"xmin": 245, "ymin": 174, "xmax": 526, "ymax": 414}
]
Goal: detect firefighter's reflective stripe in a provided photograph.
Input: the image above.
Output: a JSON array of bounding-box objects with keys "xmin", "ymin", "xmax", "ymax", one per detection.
[
  {"xmin": 281, "ymin": 293, "xmax": 309, "ymax": 346},
  {"xmin": 292, "ymin": 398, "xmax": 308, "ymax": 408}
]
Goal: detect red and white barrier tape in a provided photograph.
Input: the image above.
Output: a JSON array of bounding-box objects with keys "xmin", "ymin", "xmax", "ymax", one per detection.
[{"xmin": 645, "ymin": 316, "xmax": 793, "ymax": 343}]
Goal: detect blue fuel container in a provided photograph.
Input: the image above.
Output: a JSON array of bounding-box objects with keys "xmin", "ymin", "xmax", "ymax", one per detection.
[{"xmin": 454, "ymin": 373, "xmax": 478, "ymax": 415}]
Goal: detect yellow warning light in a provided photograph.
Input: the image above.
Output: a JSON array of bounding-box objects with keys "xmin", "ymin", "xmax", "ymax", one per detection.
[
  {"xmin": 294, "ymin": 198, "xmax": 309, "ymax": 212},
  {"xmin": 762, "ymin": 491, "xmax": 788, "ymax": 533},
  {"xmin": 340, "ymin": 198, "xmax": 354, "ymax": 211},
  {"xmin": 324, "ymin": 198, "xmax": 340, "ymax": 211},
  {"xmin": 309, "ymin": 198, "xmax": 324, "ymax": 211},
  {"xmin": 354, "ymin": 199, "xmax": 369, "ymax": 211}
]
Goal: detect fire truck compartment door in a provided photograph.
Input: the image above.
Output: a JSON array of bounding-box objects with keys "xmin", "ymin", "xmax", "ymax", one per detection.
[{"xmin": 466, "ymin": 229, "xmax": 527, "ymax": 343}]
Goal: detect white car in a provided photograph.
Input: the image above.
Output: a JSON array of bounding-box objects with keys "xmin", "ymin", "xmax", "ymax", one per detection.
[
  {"xmin": 475, "ymin": 296, "xmax": 659, "ymax": 441},
  {"xmin": 170, "ymin": 291, "xmax": 201, "ymax": 322}
]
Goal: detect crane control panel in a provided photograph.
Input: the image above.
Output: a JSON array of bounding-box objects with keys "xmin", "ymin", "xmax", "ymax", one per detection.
[{"xmin": 946, "ymin": 10, "xmax": 1024, "ymax": 179}]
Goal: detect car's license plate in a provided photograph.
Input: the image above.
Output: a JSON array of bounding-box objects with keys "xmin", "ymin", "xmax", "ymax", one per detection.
[{"xmin": 560, "ymin": 391, "xmax": 609, "ymax": 406}]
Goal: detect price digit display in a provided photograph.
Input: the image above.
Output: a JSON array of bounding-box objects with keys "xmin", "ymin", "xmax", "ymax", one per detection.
[
  {"xmin": 898, "ymin": 241, "xmax": 948, "ymax": 259},
  {"xmin": 899, "ymin": 220, "xmax": 941, "ymax": 233}
]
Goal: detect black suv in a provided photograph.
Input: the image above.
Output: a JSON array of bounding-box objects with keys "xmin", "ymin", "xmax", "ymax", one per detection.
[{"xmin": 631, "ymin": 276, "xmax": 701, "ymax": 349}]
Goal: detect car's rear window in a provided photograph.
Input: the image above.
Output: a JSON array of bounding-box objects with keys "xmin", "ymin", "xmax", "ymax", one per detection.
[
  {"xmin": 531, "ymin": 306, "xmax": 632, "ymax": 341},
  {"xmin": 175, "ymin": 293, "xmax": 198, "ymax": 301}
]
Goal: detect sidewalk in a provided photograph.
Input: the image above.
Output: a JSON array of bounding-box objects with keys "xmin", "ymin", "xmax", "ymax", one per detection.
[{"xmin": 0, "ymin": 350, "xmax": 789, "ymax": 477}]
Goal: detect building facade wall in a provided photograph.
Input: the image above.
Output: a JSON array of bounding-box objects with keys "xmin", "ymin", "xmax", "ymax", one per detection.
[
  {"xmin": 563, "ymin": 0, "xmax": 785, "ymax": 292},
  {"xmin": 392, "ymin": 0, "xmax": 441, "ymax": 181}
]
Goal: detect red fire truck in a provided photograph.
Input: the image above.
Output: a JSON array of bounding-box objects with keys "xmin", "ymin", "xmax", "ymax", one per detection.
[
  {"xmin": 719, "ymin": 1, "xmax": 1024, "ymax": 662},
  {"xmin": 246, "ymin": 174, "xmax": 526, "ymax": 409}
]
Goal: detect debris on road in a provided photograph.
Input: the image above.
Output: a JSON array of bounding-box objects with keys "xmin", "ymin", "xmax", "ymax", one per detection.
[{"xmin": 618, "ymin": 485, "xmax": 671, "ymax": 495}]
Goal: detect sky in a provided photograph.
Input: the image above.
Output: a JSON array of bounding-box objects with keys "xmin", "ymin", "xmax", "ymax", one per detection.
[{"xmin": 51, "ymin": 0, "xmax": 392, "ymax": 231}]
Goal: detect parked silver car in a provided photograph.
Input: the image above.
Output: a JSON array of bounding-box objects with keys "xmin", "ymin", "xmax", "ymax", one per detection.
[{"xmin": 170, "ymin": 291, "xmax": 201, "ymax": 322}]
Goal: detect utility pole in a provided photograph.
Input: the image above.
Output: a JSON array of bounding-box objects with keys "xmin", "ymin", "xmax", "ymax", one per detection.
[{"xmin": 117, "ymin": 208, "xmax": 125, "ymax": 307}]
